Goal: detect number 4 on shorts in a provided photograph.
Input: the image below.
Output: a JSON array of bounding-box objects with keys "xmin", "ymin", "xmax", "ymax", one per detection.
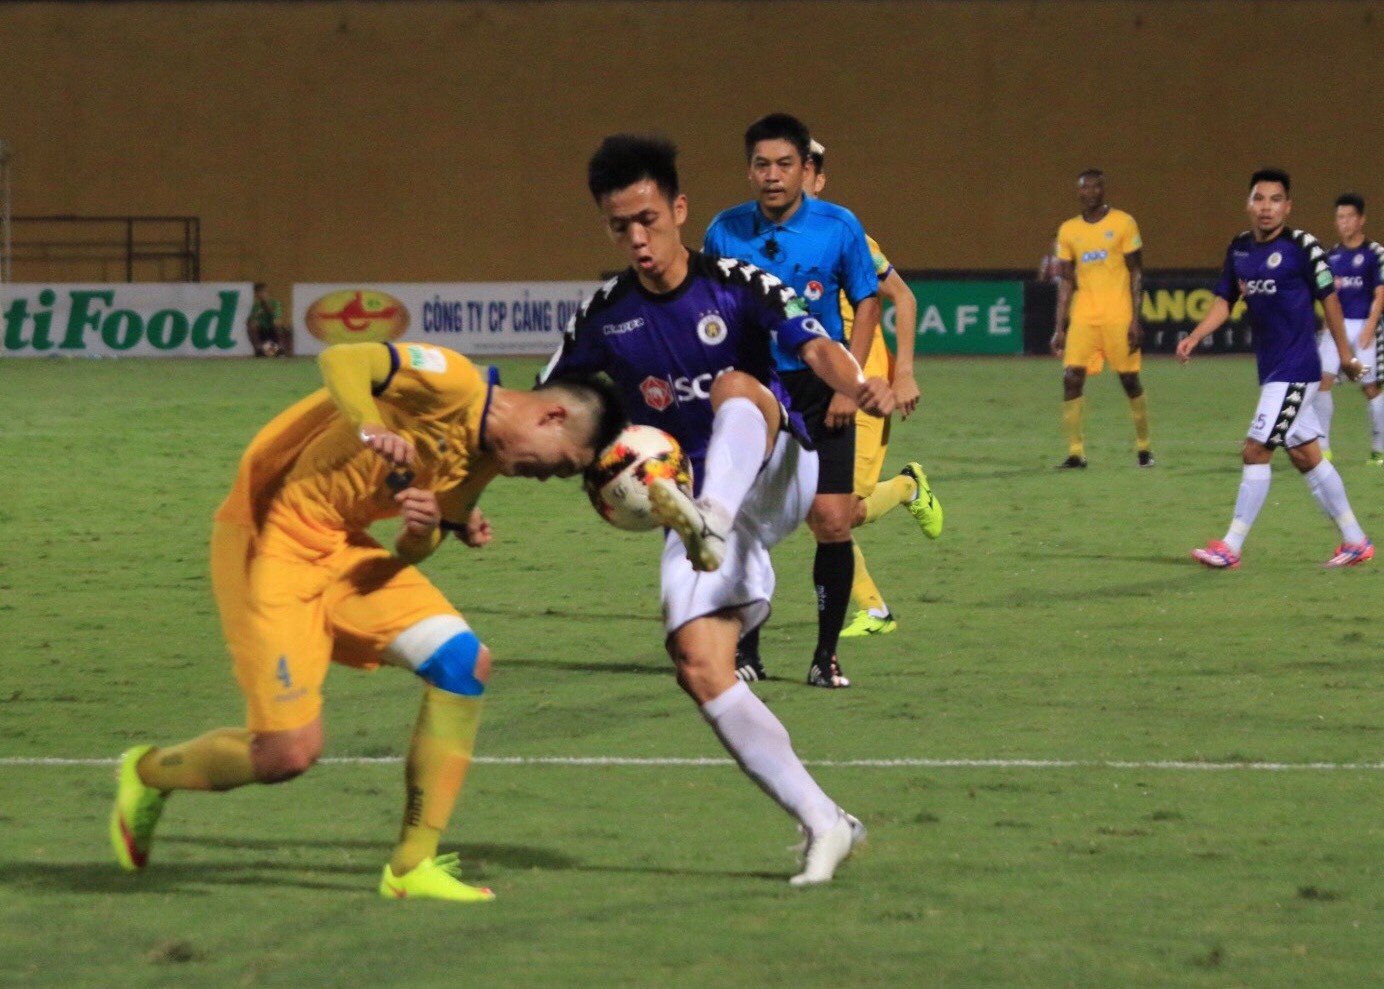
[{"xmin": 275, "ymin": 655, "xmax": 293, "ymax": 689}]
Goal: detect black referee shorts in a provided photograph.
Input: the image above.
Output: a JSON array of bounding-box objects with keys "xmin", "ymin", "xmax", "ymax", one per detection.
[{"xmin": 780, "ymin": 370, "xmax": 855, "ymax": 496}]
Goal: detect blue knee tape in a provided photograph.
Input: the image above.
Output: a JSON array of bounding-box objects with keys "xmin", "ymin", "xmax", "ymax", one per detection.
[{"xmin": 415, "ymin": 631, "xmax": 485, "ymax": 696}]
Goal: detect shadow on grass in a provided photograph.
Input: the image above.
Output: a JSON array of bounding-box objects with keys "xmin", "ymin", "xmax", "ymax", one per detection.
[{"xmin": 0, "ymin": 842, "xmax": 580, "ymax": 894}]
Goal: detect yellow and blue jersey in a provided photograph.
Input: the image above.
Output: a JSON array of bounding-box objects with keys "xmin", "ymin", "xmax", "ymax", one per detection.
[{"xmin": 1057, "ymin": 208, "xmax": 1142, "ymax": 326}]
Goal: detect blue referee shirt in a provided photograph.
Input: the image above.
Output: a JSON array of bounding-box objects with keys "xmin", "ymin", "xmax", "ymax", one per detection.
[{"xmin": 704, "ymin": 195, "xmax": 878, "ymax": 372}]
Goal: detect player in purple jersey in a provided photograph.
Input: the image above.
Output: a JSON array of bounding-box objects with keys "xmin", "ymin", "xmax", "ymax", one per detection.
[
  {"xmin": 1177, "ymin": 169, "xmax": 1372, "ymax": 569},
  {"xmin": 1317, "ymin": 194, "xmax": 1384, "ymax": 462},
  {"xmin": 542, "ymin": 134, "xmax": 894, "ymax": 884}
]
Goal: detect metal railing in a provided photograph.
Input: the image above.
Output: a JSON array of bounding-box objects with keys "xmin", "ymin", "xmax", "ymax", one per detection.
[{"xmin": 6, "ymin": 215, "xmax": 201, "ymax": 283}]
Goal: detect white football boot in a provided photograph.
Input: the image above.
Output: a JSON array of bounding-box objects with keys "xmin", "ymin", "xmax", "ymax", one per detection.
[
  {"xmin": 790, "ymin": 811, "xmax": 867, "ymax": 886},
  {"xmin": 647, "ymin": 478, "xmax": 730, "ymax": 572}
]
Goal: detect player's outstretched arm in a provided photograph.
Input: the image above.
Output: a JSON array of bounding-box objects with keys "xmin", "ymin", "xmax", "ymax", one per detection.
[
  {"xmin": 882, "ymin": 270, "xmax": 920, "ymax": 419},
  {"xmin": 318, "ymin": 343, "xmax": 415, "ymax": 467},
  {"xmin": 800, "ymin": 337, "xmax": 895, "ymax": 418},
  {"xmin": 1176, "ymin": 297, "xmax": 1231, "ymax": 364}
]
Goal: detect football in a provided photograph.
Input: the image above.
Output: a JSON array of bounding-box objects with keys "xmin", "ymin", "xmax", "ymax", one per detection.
[{"xmin": 584, "ymin": 425, "xmax": 694, "ymax": 531}]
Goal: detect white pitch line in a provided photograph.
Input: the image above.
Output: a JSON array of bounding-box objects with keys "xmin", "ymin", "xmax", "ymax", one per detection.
[{"xmin": 1, "ymin": 756, "xmax": 1382, "ymax": 771}]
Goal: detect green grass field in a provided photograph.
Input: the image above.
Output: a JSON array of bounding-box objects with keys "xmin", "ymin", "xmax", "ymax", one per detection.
[{"xmin": 0, "ymin": 354, "xmax": 1380, "ymax": 988}]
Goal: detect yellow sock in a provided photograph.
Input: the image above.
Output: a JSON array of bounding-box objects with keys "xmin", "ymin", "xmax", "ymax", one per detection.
[
  {"xmin": 862, "ymin": 475, "xmax": 915, "ymax": 525},
  {"xmin": 1129, "ymin": 393, "xmax": 1150, "ymax": 452},
  {"xmin": 1062, "ymin": 397, "xmax": 1086, "ymax": 456},
  {"xmin": 390, "ymin": 687, "xmax": 484, "ymax": 876},
  {"xmin": 137, "ymin": 728, "xmax": 256, "ymax": 792},
  {"xmin": 850, "ymin": 542, "xmax": 887, "ymax": 613}
]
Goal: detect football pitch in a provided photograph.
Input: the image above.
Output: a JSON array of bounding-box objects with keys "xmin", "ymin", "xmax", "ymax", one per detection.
[{"xmin": 0, "ymin": 355, "xmax": 1380, "ymax": 988}]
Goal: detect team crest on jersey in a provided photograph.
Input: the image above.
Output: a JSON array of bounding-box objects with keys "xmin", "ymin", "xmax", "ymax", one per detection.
[
  {"xmin": 1104, "ymin": 230, "xmax": 1114, "ymax": 240},
  {"xmin": 1354, "ymin": 254, "xmax": 1365, "ymax": 268},
  {"xmin": 804, "ymin": 280, "xmax": 825, "ymax": 301},
  {"xmin": 640, "ymin": 375, "xmax": 674, "ymax": 412},
  {"xmin": 696, "ymin": 313, "xmax": 729, "ymax": 346},
  {"xmin": 1267, "ymin": 251, "xmax": 1282, "ymax": 269}
]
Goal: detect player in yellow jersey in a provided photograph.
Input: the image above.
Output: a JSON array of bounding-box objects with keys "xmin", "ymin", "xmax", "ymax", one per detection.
[
  {"xmin": 809, "ymin": 142, "xmax": 942, "ymax": 641},
  {"xmin": 110, "ymin": 340, "xmax": 622, "ymax": 901},
  {"xmin": 1050, "ymin": 168, "xmax": 1153, "ymax": 468}
]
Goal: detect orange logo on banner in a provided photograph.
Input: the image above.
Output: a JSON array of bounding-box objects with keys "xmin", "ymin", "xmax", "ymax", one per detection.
[{"xmin": 305, "ymin": 290, "xmax": 410, "ymax": 344}]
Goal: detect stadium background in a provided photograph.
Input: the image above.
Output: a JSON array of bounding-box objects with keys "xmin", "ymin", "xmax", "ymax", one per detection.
[{"xmin": 1, "ymin": 0, "xmax": 1380, "ymax": 290}]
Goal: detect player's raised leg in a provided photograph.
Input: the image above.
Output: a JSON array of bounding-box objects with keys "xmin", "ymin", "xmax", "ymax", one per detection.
[{"xmin": 651, "ymin": 371, "xmax": 780, "ymax": 573}]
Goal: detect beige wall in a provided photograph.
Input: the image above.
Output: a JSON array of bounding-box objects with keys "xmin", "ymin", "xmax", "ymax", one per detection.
[{"xmin": 2, "ymin": 0, "xmax": 1381, "ymax": 285}]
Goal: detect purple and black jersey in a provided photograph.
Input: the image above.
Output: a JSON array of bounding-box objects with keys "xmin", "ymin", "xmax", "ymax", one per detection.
[
  {"xmin": 1326, "ymin": 240, "xmax": 1384, "ymax": 319},
  {"xmin": 1214, "ymin": 228, "xmax": 1336, "ymax": 383},
  {"xmin": 540, "ymin": 251, "xmax": 829, "ymax": 492}
]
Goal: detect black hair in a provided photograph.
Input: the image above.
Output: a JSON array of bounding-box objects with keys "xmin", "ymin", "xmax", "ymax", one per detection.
[
  {"xmin": 1336, "ymin": 192, "xmax": 1366, "ymax": 215},
  {"xmin": 1249, "ymin": 168, "xmax": 1291, "ymax": 195},
  {"xmin": 587, "ymin": 134, "xmax": 680, "ymax": 203},
  {"xmin": 1077, "ymin": 168, "xmax": 1104, "ymax": 182},
  {"xmin": 535, "ymin": 373, "xmax": 627, "ymax": 453},
  {"xmin": 743, "ymin": 113, "xmax": 811, "ymax": 163}
]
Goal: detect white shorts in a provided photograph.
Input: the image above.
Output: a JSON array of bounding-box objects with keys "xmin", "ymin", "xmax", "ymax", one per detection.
[
  {"xmin": 660, "ymin": 432, "xmax": 817, "ymax": 636},
  {"xmin": 1317, "ymin": 328, "xmax": 1341, "ymax": 379},
  {"xmin": 1247, "ymin": 381, "xmax": 1322, "ymax": 449},
  {"xmin": 1319, "ymin": 319, "xmax": 1382, "ymax": 384}
]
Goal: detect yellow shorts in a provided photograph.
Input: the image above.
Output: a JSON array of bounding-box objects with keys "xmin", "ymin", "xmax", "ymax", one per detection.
[
  {"xmin": 852, "ymin": 331, "xmax": 895, "ymax": 498},
  {"xmin": 1064, "ymin": 322, "xmax": 1141, "ymax": 375},
  {"xmin": 211, "ymin": 520, "xmax": 460, "ymax": 732},
  {"xmin": 853, "ymin": 409, "xmax": 892, "ymax": 499}
]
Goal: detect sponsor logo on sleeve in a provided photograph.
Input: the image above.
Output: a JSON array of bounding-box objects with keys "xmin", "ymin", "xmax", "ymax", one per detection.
[
  {"xmin": 801, "ymin": 317, "xmax": 828, "ymax": 337},
  {"xmin": 404, "ymin": 344, "xmax": 448, "ymax": 373}
]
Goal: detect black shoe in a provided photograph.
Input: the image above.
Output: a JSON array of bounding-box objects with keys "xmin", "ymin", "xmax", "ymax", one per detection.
[
  {"xmin": 1137, "ymin": 450, "xmax": 1156, "ymax": 468},
  {"xmin": 735, "ymin": 651, "xmax": 767, "ymax": 683},
  {"xmin": 806, "ymin": 652, "xmax": 851, "ymax": 689},
  {"xmin": 1054, "ymin": 455, "xmax": 1089, "ymax": 469}
]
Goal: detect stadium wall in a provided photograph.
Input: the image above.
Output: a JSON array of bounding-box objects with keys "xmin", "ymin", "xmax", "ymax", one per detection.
[{"xmin": 1, "ymin": 1, "xmax": 1378, "ymax": 287}]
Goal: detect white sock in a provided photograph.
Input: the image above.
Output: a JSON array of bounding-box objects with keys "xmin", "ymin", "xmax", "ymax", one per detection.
[
  {"xmin": 868, "ymin": 605, "xmax": 890, "ymax": 620},
  {"xmin": 1303, "ymin": 460, "xmax": 1368, "ymax": 544},
  {"xmin": 1369, "ymin": 394, "xmax": 1384, "ymax": 452},
  {"xmin": 700, "ymin": 680, "xmax": 839, "ymax": 835},
  {"xmin": 1316, "ymin": 389, "xmax": 1335, "ymax": 451},
  {"xmin": 699, "ymin": 398, "xmax": 768, "ymax": 520},
  {"xmin": 1223, "ymin": 463, "xmax": 1272, "ymax": 553}
]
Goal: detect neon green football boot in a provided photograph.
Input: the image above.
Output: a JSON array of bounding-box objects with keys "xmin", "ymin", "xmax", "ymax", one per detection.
[
  {"xmin": 899, "ymin": 462, "xmax": 943, "ymax": 539},
  {"xmin": 840, "ymin": 610, "xmax": 898, "ymax": 638},
  {"xmin": 379, "ymin": 853, "xmax": 496, "ymax": 902},
  {"xmin": 110, "ymin": 745, "xmax": 168, "ymax": 871}
]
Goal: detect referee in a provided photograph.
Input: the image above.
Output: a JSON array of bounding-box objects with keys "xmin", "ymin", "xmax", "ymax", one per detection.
[{"xmin": 704, "ymin": 113, "xmax": 881, "ymax": 689}]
